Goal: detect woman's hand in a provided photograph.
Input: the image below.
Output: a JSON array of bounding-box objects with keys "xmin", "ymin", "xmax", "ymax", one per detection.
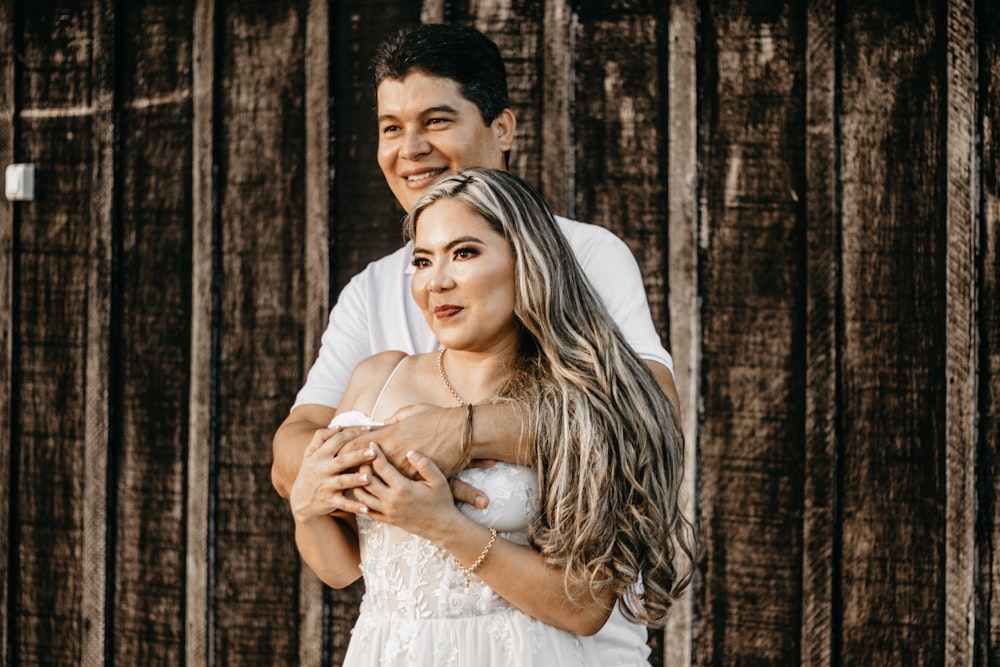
[
  {"xmin": 290, "ymin": 426, "xmax": 377, "ymax": 523},
  {"xmin": 353, "ymin": 446, "xmax": 465, "ymax": 542}
]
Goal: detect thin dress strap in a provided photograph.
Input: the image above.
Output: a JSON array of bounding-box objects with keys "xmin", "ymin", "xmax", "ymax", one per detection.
[{"xmin": 369, "ymin": 356, "xmax": 408, "ymax": 422}]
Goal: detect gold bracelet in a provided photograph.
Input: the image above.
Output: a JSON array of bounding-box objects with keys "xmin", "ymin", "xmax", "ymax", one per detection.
[
  {"xmin": 461, "ymin": 403, "xmax": 475, "ymax": 459},
  {"xmin": 455, "ymin": 528, "xmax": 497, "ymax": 594}
]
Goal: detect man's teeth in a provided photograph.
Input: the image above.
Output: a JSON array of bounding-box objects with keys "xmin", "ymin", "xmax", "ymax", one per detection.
[{"xmin": 407, "ymin": 170, "xmax": 443, "ymax": 182}]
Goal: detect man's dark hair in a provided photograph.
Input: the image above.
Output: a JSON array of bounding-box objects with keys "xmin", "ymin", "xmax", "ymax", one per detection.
[{"xmin": 371, "ymin": 24, "xmax": 510, "ymax": 125}]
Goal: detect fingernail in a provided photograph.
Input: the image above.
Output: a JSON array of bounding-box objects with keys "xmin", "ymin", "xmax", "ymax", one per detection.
[
  {"xmin": 365, "ymin": 447, "xmax": 376, "ymax": 458},
  {"xmin": 359, "ymin": 474, "xmax": 369, "ymax": 483},
  {"xmin": 406, "ymin": 450, "xmax": 419, "ymax": 461},
  {"xmin": 476, "ymin": 495, "xmax": 488, "ymax": 508},
  {"xmin": 358, "ymin": 505, "xmax": 369, "ymax": 514}
]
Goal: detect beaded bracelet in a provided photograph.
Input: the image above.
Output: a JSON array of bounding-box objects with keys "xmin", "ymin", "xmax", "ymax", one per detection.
[{"xmin": 456, "ymin": 528, "xmax": 497, "ymax": 594}]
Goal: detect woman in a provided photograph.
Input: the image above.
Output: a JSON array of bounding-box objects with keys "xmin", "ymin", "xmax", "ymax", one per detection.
[{"xmin": 290, "ymin": 168, "xmax": 692, "ymax": 665}]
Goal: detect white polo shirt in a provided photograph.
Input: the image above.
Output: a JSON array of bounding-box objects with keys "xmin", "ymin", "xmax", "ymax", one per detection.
[{"xmin": 293, "ymin": 216, "xmax": 670, "ymax": 665}]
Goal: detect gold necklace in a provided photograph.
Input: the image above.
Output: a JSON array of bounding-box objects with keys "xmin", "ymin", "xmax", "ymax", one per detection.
[{"xmin": 437, "ymin": 348, "xmax": 467, "ymax": 406}]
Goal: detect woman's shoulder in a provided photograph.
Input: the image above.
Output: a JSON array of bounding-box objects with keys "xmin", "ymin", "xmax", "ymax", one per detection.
[{"xmin": 341, "ymin": 351, "xmax": 411, "ymax": 414}]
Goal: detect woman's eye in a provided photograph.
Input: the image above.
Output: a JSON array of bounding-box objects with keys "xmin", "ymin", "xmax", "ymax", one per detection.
[
  {"xmin": 454, "ymin": 248, "xmax": 477, "ymax": 259},
  {"xmin": 412, "ymin": 257, "xmax": 430, "ymax": 268}
]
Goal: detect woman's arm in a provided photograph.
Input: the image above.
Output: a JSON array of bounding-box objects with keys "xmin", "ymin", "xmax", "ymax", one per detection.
[
  {"xmin": 289, "ymin": 351, "xmax": 408, "ymax": 587},
  {"xmin": 289, "ymin": 429, "xmax": 377, "ymax": 588},
  {"xmin": 355, "ymin": 447, "xmax": 615, "ymax": 635}
]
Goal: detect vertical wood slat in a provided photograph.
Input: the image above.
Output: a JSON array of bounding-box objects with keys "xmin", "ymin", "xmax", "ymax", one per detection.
[
  {"xmin": 838, "ymin": 2, "xmax": 946, "ymax": 662},
  {"xmin": 113, "ymin": 2, "xmax": 195, "ymax": 664},
  {"xmin": 571, "ymin": 1, "xmax": 672, "ymax": 334},
  {"xmin": 802, "ymin": 0, "xmax": 837, "ymax": 664},
  {"xmin": 83, "ymin": 0, "xmax": 115, "ymax": 663},
  {"xmin": 467, "ymin": 0, "xmax": 545, "ymax": 192},
  {"xmin": 540, "ymin": 0, "xmax": 572, "ymax": 215},
  {"xmin": 696, "ymin": 2, "xmax": 808, "ymax": 662},
  {"xmin": 188, "ymin": 0, "xmax": 215, "ymax": 664},
  {"xmin": 978, "ymin": 0, "xmax": 1000, "ymax": 661},
  {"xmin": 0, "ymin": 0, "xmax": 14, "ymax": 660},
  {"xmin": 944, "ymin": 0, "xmax": 977, "ymax": 664},
  {"xmin": 214, "ymin": 3, "xmax": 307, "ymax": 663},
  {"xmin": 298, "ymin": 1, "xmax": 330, "ymax": 665},
  {"xmin": 666, "ymin": 0, "xmax": 698, "ymax": 664},
  {"xmin": 16, "ymin": 3, "xmax": 99, "ymax": 662}
]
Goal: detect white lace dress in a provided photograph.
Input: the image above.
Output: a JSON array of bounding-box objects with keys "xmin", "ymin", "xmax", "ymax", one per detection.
[{"xmin": 331, "ymin": 409, "xmax": 603, "ymax": 666}]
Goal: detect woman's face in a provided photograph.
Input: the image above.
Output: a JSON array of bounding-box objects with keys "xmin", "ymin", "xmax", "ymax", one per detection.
[{"xmin": 410, "ymin": 198, "xmax": 519, "ymax": 354}]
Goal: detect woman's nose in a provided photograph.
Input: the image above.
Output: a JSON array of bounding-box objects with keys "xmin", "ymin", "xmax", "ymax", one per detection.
[{"xmin": 428, "ymin": 263, "xmax": 455, "ymax": 292}]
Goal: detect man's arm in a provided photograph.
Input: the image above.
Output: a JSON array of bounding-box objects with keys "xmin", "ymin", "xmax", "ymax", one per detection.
[
  {"xmin": 272, "ymin": 404, "xmax": 337, "ymax": 498},
  {"xmin": 351, "ymin": 358, "xmax": 679, "ymax": 482}
]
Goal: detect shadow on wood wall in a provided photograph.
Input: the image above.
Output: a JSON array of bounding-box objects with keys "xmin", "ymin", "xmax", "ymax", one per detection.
[{"xmin": 0, "ymin": 0, "xmax": 997, "ymax": 665}]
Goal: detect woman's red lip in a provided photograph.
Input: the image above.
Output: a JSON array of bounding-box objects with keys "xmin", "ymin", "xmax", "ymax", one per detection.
[{"xmin": 434, "ymin": 305, "xmax": 463, "ymax": 318}]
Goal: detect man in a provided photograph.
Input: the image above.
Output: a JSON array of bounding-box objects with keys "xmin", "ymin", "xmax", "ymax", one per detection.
[{"xmin": 272, "ymin": 23, "xmax": 680, "ymax": 664}]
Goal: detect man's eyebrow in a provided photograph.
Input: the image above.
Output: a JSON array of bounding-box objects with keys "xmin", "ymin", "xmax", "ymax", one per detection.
[{"xmin": 378, "ymin": 105, "xmax": 460, "ymax": 124}]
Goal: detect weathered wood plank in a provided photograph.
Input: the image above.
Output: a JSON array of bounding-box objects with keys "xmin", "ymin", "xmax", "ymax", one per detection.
[
  {"xmin": 113, "ymin": 2, "xmax": 194, "ymax": 664},
  {"xmin": 666, "ymin": 0, "xmax": 698, "ymax": 663},
  {"xmin": 978, "ymin": 0, "xmax": 1000, "ymax": 661},
  {"xmin": 802, "ymin": 0, "xmax": 837, "ymax": 664},
  {"xmin": 330, "ymin": 1, "xmax": 421, "ymax": 295},
  {"xmin": 696, "ymin": 2, "xmax": 807, "ymax": 663},
  {"xmin": 838, "ymin": 1, "xmax": 946, "ymax": 662},
  {"xmin": 572, "ymin": 0, "xmax": 672, "ymax": 336},
  {"xmin": 298, "ymin": 1, "xmax": 330, "ymax": 664},
  {"xmin": 0, "ymin": 0, "xmax": 14, "ymax": 660},
  {"xmin": 213, "ymin": 3, "xmax": 308, "ymax": 664},
  {"xmin": 540, "ymin": 0, "xmax": 572, "ymax": 215},
  {"xmin": 323, "ymin": 3, "xmax": 421, "ymax": 662},
  {"xmin": 187, "ymin": 0, "xmax": 214, "ymax": 664},
  {"xmin": 944, "ymin": 0, "xmax": 977, "ymax": 664},
  {"xmin": 82, "ymin": 1, "xmax": 114, "ymax": 663},
  {"xmin": 14, "ymin": 3, "xmax": 100, "ymax": 663},
  {"xmin": 463, "ymin": 0, "xmax": 546, "ymax": 193}
]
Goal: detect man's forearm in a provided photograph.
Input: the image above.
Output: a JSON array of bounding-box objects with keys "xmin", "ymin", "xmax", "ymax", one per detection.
[{"xmin": 467, "ymin": 402, "xmax": 533, "ymax": 464}]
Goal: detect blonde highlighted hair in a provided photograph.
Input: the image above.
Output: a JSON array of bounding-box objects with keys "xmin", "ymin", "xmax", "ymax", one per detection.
[{"xmin": 403, "ymin": 168, "xmax": 693, "ymax": 626}]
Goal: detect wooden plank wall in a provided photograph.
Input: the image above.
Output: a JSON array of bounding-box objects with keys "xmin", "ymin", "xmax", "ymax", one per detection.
[{"xmin": 0, "ymin": 1, "xmax": 997, "ymax": 665}]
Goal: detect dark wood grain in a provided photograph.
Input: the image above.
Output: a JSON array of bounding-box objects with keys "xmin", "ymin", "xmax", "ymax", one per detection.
[
  {"xmin": 978, "ymin": 0, "xmax": 1000, "ymax": 662},
  {"xmin": 464, "ymin": 0, "xmax": 546, "ymax": 192},
  {"xmin": 838, "ymin": 1, "xmax": 946, "ymax": 662},
  {"xmin": 802, "ymin": 0, "xmax": 837, "ymax": 664},
  {"xmin": 112, "ymin": 2, "xmax": 194, "ymax": 664},
  {"xmin": 944, "ymin": 1, "xmax": 977, "ymax": 664},
  {"xmin": 82, "ymin": 2, "xmax": 114, "ymax": 662},
  {"xmin": 213, "ymin": 3, "xmax": 308, "ymax": 664},
  {"xmin": 0, "ymin": 0, "xmax": 14, "ymax": 662},
  {"xmin": 696, "ymin": 1, "xmax": 808, "ymax": 663},
  {"xmin": 572, "ymin": 0, "xmax": 672, "ymax": 336},
  {"xmin": 13, "ymin": 3, "xmax": 103, "ymax": 664}
]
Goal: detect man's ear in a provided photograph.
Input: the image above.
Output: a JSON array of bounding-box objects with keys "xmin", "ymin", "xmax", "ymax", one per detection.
[{"xmin": 492, "ymin": 108, "xmax": 517, "ymax": 152}]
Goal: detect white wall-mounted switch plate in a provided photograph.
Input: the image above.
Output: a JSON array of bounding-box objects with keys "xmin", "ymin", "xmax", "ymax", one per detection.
[{"xmin": 5, "ymin": 163, "xmax": 35, "ymax": 201}]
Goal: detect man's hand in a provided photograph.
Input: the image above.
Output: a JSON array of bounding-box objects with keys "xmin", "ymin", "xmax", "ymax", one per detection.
[
  {"xmin": 341, "ymin": 403, "xmax": 491, "ymax": 508},
  {"xmin": 355, "ymin": 403, "xmax": 469, "ymax": 476}
]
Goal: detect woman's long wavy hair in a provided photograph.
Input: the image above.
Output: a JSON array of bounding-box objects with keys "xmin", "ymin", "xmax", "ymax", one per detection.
[{"xmin": 403, "ymin": 168, "xmax": 693, "ymax": 626}]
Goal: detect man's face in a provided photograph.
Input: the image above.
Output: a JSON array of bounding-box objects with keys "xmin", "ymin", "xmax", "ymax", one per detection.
[{"xmin": 376, "ymin": 71, "xmax": 515, "ymax": 213}]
